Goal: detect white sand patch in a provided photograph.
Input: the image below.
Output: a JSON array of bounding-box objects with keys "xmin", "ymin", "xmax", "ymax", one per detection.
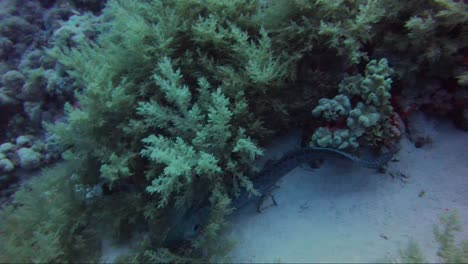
[{"xmin": 227, "ymin": 117, "xmax": 468, "ymax": 263}]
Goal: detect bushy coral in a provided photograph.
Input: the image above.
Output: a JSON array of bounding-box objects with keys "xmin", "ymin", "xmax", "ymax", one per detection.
[
  {"xmin": 0, "ymin": 162, "xmax": 100, "ymax": 263},
  {"xmin": 52, "ymin": 13, "xmax": 100, "ymax": 49},
  {"xmin": 399, "ymin": 239, "xmax": 426, "ymax": 263},
  {"xmin": 434, "ymin": 210, "xmax": 468, "ymax": 263},
  {"xmin": 45, "ymin": 0, "xmax": 292, "ymax": 259}
]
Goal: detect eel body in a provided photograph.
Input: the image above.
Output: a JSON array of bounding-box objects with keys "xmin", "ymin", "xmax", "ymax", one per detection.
[
  {"xmin": 231, "ymin": 147, "xmax": 393, "ymax": 210},
  {"xmin": 165, "ymin": 147, "xmax": 394, "ymax": 246}
]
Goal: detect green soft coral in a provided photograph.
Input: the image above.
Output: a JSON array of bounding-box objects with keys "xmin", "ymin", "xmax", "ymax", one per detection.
[
  {"xmin": 142, "ymin": 135, "xmax": 222, "ymax": 208},
  {"xmin": 138, "ymin": 57, "xmax": 263, "ymax": 209},
  {"xmin": 46, "ymin": 1, "xmax": 274, "ymax": 257},
  {"xmin": 0, "ymin": 162, "xmax": 99, "ymax": 263}
]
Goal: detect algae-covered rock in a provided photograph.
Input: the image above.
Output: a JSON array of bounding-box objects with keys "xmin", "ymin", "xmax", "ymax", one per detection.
[
  {"xmin": 53, "ymin": 13, "xmax": 100, "ymax": 49},
  {"xmin": 0, "ymin": 37, "xmax": 13, "ymax": 60},
  {"xmin": 16, "ymin": 135, "xmax": 33, "ymax": 147},
  {"xmin": 17, "ymin": 147, "xmax": 42, "ymax": 170},
  {"xmin": 2, "ymin": 70, "xmax": 25, "ymax": 93},
  {"xmin": 0, "ymin": 159, "xmax": 15, "ymax": 173},
  {"xmin": 18, "ymin": 69, "xmax": 47, "ymax": 101},
  {"xmin": 0, "ymin": 16, "xmax": 39, "ymax": 45},
  {"xmin": 0, "ymin": 87, "xmax": 18, "ymax": 106},
  {"xmin": 19, "ymin": 50, "xmax": 47, "ymax": 71},
  {"xmin": 0, "ymin": 142, "xmax": 16, "ymax": 154},
  {"xmin": 23, "ymin": 102, "xmax": 43, "ymax": 127}
]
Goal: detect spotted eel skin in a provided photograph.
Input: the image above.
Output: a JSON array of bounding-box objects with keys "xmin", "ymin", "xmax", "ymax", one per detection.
[{"xmin": 232, "ymin": 147, "xmax": 394, "ymax": 210}]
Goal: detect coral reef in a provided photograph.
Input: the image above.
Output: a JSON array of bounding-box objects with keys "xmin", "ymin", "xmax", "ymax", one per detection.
[
  {"xmin": 0, "ymin": 0, "xmax": 102, "ymax": 142},
  {"xmin": 0, "ymin": 0, "xmax": 466, "ymax": 262}
]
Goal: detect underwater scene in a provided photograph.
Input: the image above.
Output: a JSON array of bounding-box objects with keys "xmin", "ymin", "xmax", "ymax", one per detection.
[{"xmin": 0, "ymin": 0, "xmax": 467, "ymax": 263}]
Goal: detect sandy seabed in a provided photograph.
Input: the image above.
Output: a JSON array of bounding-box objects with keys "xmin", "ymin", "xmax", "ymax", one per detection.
[{"xmin": 227, "ymin": 116, "xmax": 468, "ymax": 263}]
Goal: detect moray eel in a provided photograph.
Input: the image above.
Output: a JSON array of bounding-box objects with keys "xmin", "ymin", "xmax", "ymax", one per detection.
[
  {"xmin": 231, "ymin": 147, "xmax": 393, "ymax": 210},
  {"xmin": 164, "ymin": 147, "xmax": 394, "ymax": 247}
]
